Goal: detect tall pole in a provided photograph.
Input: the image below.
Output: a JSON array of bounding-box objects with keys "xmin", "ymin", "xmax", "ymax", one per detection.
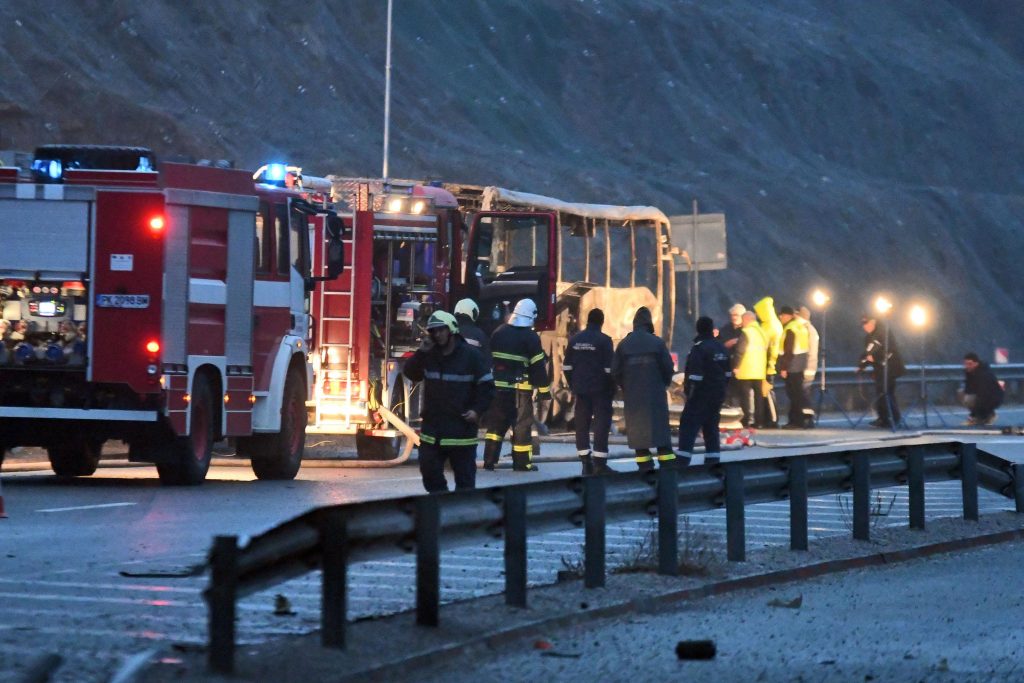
[
  {"xmin": 382, "ymin": 0, "xmax": 394, "ymax": 180},
  {"xmin": 920, "ymin": 334, "xmax": 928, "ymax": 428},
  {"xmin": 691, "ymin": 199, "xmax": 699, "ymax": 322},
  {"xmin": 819, "ymin": 307, "xmax": 828, "ymax": 392}
]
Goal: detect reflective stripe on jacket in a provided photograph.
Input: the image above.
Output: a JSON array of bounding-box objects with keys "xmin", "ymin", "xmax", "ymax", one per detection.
[{"xmin": 490, "ymin": 323, "xmax": 550, "ymax": 392}]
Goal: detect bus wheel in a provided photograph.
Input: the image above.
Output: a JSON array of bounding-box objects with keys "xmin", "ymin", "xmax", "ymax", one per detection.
[
  {"xmin": 47, "ymin": 436, "xmax": 103, "ymax": 477},
  {"xmin": 158, "ymin": 373, "xmax": 215, "ymax": 486},
  {"xmin": 243, "ymin": 367, "xmax": 306, "ymax": 481}
]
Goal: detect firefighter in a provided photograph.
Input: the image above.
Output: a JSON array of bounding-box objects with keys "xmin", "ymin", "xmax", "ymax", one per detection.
[
  {"xmin": 563, "ymin": 308, "xmax": 614, "ymax": 475},
  {"xmin": 453, "ymin": 298, "xmax": 491, "ymax": 365},
  {"xmin": 733, "ymin": 311, "xmax": 768, "ymax": 428},
  {"xmin": 678, "ymin": 316, "xmax": 731, "ymax": 465},
  {"xmin": 611, "ymin": 307, "xmax": 676, "ymax": 470},
  {"xmin": 402, "ymin": 311, "xmax": 494, "ymax": 493},
  {"xmin": 482, "ymin": 298, "xmax": 550, "ymax": 472}
]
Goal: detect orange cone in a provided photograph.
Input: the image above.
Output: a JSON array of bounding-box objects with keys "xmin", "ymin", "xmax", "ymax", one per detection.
[{"xmin": 0, "ymin": 475, "xmax": 7, "ymax": 518}]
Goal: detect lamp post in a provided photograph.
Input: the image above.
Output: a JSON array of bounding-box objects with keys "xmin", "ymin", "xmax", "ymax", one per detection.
[
  {"xmin": 811, "ymin": 288, "xmax": 855, "ymax": 427},
  {"xmin": 382, "ymin": 0, "xmax": 394, "ymax": 180},
  {"xmin": 907, "ymin": 303, "xmax": 945, "ymax": 428},
  {"xmin": 873, "ymin": 295, "xmax": 897, "ymax": 430}
]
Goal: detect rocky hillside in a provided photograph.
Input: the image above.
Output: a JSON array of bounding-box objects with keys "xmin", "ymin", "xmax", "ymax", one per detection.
[{"xmin": 1, "ymin": 0, "xmax": 1022, "ymax": 362}]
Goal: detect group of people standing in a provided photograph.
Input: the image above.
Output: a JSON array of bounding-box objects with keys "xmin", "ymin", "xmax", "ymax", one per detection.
[{"xmin": 718, "ymin": 297, "xmax": 820, "ymax": 430}]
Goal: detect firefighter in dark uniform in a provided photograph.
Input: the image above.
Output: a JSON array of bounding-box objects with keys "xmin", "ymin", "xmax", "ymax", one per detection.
[
  {"xmin": 403, "ymin": 311, "xmax": 494, "ymax": 493},
  {"xmin": 482, "ymin": 298, "xmax": 550, "ymax": 472},
  {"xmin": 454, "ymin": 298, "xmax": 491, "ymax": 366},
  {"xmin": 563, "ymin": 308, "xmax": 614, "ymax": 475},
  {"xmin": 678, "ymin": 316, "xmax": 732, "ymax": 465}
]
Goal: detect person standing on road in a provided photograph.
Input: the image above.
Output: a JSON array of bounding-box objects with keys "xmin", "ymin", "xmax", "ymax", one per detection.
[
  {"xmin": 960, "ymin": 351, "xmax": 1004, "ymax": 426},
  {"xmin": 753, "ymin": 297, "xmax": 782, "ymax": 428},
  {"xmin": 611, "ymin": 307, "xmax": 676, "ymax": 470},
  {"xmin": 797, "ymin": 305, "xmax": 820, "ymax": 426},
  {"xmin": 778, "ymin": 306, "xmax": 810, "ymax": 429},
  {"xmin": 564, "ymin": 308, "xmax": 615, "ymax": 475},
  {"xmin": 857, "ymin": 316, "xmax": 905, "ymax": 428},
  {"xmin": 732, "ymin": 311, "xmax": 768, "ymax": 428},
  {"xmin": 719, "ymin": 303, "xmax": 747, "ymax": 409},
  {"xmin": 482, "ymin": 298, "xmax": 550, "ymax": 472},
  {"xmin": 402, "ymin": 311, "xmax": 494, "ymax": 493},
  {"xmin": 454, "ymin": 298, "xmax": 491, "ymax": 366},
  {"xmin": 678, "ymin": 316, "xmax": 731, "ymax": 466}
]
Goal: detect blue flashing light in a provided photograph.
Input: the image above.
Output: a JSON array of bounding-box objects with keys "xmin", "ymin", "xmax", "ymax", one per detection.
[
  {"xmin": 47, "ymin": 159, "xmax": 62, "ymax": 179},
  {"xmin": 265, "ymin": 163, "xmax": 287, "ymax": 182}
]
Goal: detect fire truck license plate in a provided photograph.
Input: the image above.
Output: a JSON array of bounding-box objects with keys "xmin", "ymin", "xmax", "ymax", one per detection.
[{"xmin": 96, "ymin": 294, "xmax": 150, "ymax": 309}]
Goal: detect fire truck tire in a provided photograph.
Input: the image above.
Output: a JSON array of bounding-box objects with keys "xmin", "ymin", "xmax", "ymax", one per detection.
[
  {"xmin": 47, "ymin": 437, "xmax": 103, "ymax": 477},
  {"xmin": 245, "ymin": 367, "xmax": 306, "ymax": 480},
  {"xmin": 157, "ymin": 373, "xmax": 215, "ymax": 486}
]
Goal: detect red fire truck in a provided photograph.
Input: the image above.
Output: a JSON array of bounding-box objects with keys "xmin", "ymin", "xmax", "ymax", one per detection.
[{"xmin": 0, "ymin": 146, "xmax": 345, "ymax": 484}]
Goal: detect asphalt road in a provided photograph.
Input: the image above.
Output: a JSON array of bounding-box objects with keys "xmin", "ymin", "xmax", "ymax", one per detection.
[{"xmin": 1, "ymin": 409, "xmax": 1023, "ymax": 682}]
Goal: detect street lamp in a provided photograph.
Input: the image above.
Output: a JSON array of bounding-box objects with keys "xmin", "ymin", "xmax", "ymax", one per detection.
[
  {"xmin": 907, "ymin": 303, "xmax": 945, "ymax": 428},
  {"xmin": 810, "ymin": 288, "xmax": 854, "ymax": 426},
  {"xmin": 871, "ymin": 293, "xmax": 898, "ymax": 430}
]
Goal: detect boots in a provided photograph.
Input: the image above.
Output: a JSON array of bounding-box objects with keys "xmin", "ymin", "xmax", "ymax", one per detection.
[
  {"xmin": 578, "ymin": 451, "xmax": 594, "ymax": 476},
  {"xmin": 512, "ymin": 450, "xmax": 539, "ymax": 472},
  {"xmin": 482, "ymin": 443, "xmax": 500, "ymax": 471},
  {"xmin": 591, "ymin": 456, "xmax": 613, "ymax": 475}
]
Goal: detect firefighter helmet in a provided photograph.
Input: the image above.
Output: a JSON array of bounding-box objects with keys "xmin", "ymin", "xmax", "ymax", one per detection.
[
  {"xmin": 426, "ymin": 310, "xmax": 459, "ymax": 335},
  {"xmin": 509, "ymin": 298, "xmax": 538, "ymax": 328},
  {"xmin": 454, "ymin": 298, "xmax": 479, "ymax": 321}
]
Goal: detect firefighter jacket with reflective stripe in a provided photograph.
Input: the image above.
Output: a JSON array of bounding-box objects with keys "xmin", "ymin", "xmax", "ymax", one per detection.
[
  {"xmin": 563, "ymin": 324, "xmax": 614, "ymax": 395},
  {"xmin": 456, "ymin": 314, "xmax": 491, "ymax": 367},
  {"xmin": 733, "ymin": 325, "xmax": 768, "ymax": 380},
  {"xmin": 683, "ymin": 335, "xmax": 732, "ymax": 398},
  {"xmin": 779, "ymin": 318, "xmax": 810, "ymax": 374},
  {"xmin": 489, "ymin": 323, "xmax": 550, "ymax": 392},
  {"xmin": 403, "ymin": 338, "xmax": 494, "ymax": 444}
]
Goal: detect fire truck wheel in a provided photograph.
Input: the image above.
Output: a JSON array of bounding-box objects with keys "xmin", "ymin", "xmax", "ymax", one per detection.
[
  {"xmin": 246, "ymin": 367, "xmax": 306, "ymax": 480},
  {"xmin": 47, "ymin": 437, "xmax": 103, "ymax": 477},
  {"xmin": 157, "ymin": 373, "xmax": 215, "ymax": 486}
]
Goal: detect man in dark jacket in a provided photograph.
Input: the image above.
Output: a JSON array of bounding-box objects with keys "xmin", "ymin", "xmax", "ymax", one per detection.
[
  {"xmin": 454, "ymin": 298, "xmax": 491, "ymax": 366},
  {"xmin": 482, "ymin": 298, "xmax": 550, "ymax": 472},
  {"xmin": 858, "ymin": 316, "xmax": 905, "ymax": 428},
  {"xmin": 961, "ymin": 352, "xmax": 1004, "ymax": 425},
  {"xmin": 678, "ymin": 316, "xmax": 731, "ymax": 465},
  {"xmin": 403, "ymin": 311, "xmax": 494, "ymax": 493},
  {"xmin": 564, "ymin": 308, "xmax": 614, "ymax": 475},
  {"xmin": 611, "ymin": 307, "xmax": 675, "ymax": 470}
]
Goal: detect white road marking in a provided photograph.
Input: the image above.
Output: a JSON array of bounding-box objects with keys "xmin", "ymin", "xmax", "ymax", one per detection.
[{"xmin": 36, "ymin": 502, "xmax": 137, "ymax": 513}]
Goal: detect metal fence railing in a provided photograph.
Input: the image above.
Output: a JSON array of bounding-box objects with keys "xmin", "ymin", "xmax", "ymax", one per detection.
[{"xmin": 204, "ymin": 441, "xmax": 1023, "ymax": 673}]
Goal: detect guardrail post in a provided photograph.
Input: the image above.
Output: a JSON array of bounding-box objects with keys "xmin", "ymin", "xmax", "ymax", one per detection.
[
  {"xmin": 788, "ymin": 456, "xmax": 808, "ymax": 551},
  {"xmin": 657, "ymin": 466, "xmax": 679, "ymax": 575},
  {"xmin": 725, "ymin": 463, "xmax": 745, "ymax": 562},
  {"xmin": 321, "ymin": 511, "xmax": 348, "ymax": 649},
  {"xmin": 207, "ymin": 535, "xmax": 238, "ymax": 674},
  {"xmin": 907, "ymin": 448, "xmax": 925, "ymax": 530},
  {"xmin": 504, "ymin": 487, "xmax": 528, "ymax": 607},
  {"xmin": 415, "ymin": 496, "xmax": 441, "ymax": 626},
  {"xmin": 1013, "ymin": 464, "xmax": 1024, "ymax": 514},
  {"xmin": 852, "ymin": 453, "xmax": 870, "ymax": 541},
  {"xmin": 584, "ymin": 475, "xmax": 606, "ymax": 588},
  {"xmin": 960, "ymin": 443, "xmax": 979, "ymax": 521}
]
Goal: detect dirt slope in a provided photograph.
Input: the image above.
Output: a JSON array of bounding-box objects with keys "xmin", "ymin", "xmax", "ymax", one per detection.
[{"xmin": 1, "ymin": 0, "xmax": 1021, "ymax": 360}]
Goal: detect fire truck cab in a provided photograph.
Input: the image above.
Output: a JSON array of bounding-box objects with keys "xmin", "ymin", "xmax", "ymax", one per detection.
[{"xmin": 0, "ymin": 146, "xmax": 345, "ymax": 484}]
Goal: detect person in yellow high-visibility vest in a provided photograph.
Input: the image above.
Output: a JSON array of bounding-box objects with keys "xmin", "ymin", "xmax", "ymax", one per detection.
[
  {"xmin": 778, "ymin": 306, "xmax": 810, "ymax": 428},
  {"xmin": 753, "ymin": 297, "xmax": 782, "ymax": 428},
  {"xmin": 732, "ymin": 311, "xmax": 767, "ymax": 428}
]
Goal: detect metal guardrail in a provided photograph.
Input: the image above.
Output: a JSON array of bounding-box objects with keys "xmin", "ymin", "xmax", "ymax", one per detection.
[
  {"xmin": 204, "ymin": 441, "xmax": 1024, "ymax": 673},
  {"xmin": 823, "ymin": 363, "xmax": 1024, "ymax": 387}
]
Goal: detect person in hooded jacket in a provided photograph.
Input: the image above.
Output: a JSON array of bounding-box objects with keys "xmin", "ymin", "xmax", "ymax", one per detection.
[
  {"xmin": 753, "ymin": 297, "xmax": 783, "ymax": 428},
  {"xmin": 453, "ymin": 298, "xmax": 491, "ymax": 366},
  {"xmin": 564, "ymin": 308, "xmax": 614, "ymax": 475},
  {"xmin": 482, "ymin": 298, "xmax": 550, "ymax": 472},
  {"xmin": 403, "ymin": 311, "xmax": 494, "ymax": 493},
  {"xmin": 678, "ymin": 316, "xmax": 731, "ymax": 465},
  {"xmin": 611, "ymin": 307, "xmax": 676, "ymax": 470},
  {"xmin": 960, "ymin": 351, "xmax": 1004, "ymax": 425}
]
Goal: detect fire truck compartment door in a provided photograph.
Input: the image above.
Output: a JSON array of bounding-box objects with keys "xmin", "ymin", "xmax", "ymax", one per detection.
[{"xmin": 0, "ymin": 197, "xmax": 91, "ymax": 279}]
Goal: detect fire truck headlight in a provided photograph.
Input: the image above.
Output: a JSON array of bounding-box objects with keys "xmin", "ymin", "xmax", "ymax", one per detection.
[
  {"xmin": 387, "ymin": 198, "xmax": 404, "ymax": 213},
  {"xmin": 147, "ymin": 364, "xmax": 158, "ymax": 375},
  {"xmin": 410, "ymin": 200, "xmax": 426, "ymax": 214}
]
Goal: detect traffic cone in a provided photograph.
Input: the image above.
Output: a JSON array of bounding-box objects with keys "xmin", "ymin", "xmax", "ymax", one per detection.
[{"xmin": 0, "ymin": 475, "xmax": 7, "ymax": 518}]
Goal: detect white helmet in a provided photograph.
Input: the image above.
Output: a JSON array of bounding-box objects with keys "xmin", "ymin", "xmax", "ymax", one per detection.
[
  {"xmin": 454, "ymin": 298, "xmax": 479, "ymax": 322},
  {"xmin": 509, "ymin": 298, "xmax": 538, "ymax": 328}
]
